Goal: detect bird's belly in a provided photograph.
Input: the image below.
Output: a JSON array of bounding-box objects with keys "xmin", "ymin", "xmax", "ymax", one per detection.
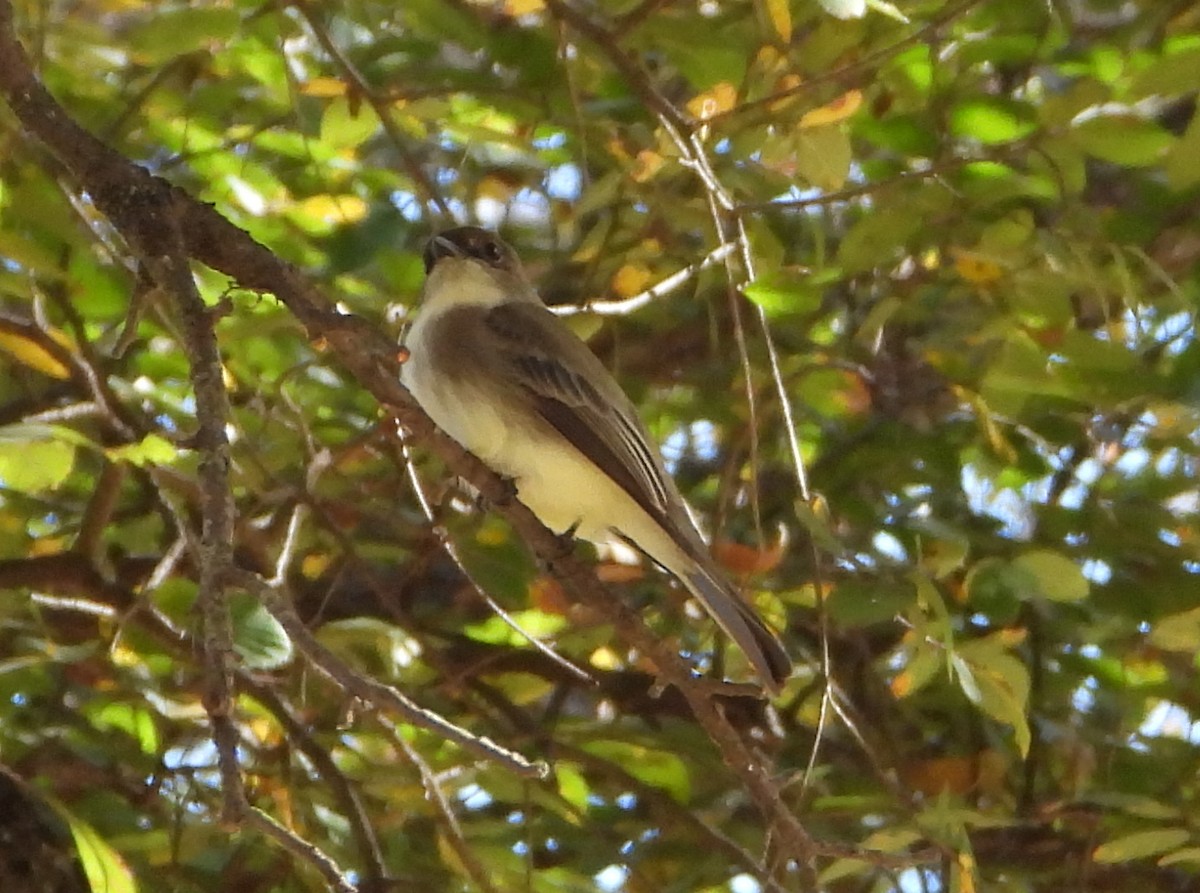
[
  {"xmin": 402, "ymin": 359, "xmax": 512, "ymax": 464},
  {"xmin": 507, "ymin": 442, "xmax": 621, "ymax": 539},
  {"xmin": 403, "ymin": 358, "xmax": 651, "ymax": 545}
]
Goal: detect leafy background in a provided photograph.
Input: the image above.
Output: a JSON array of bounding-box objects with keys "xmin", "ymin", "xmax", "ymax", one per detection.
[{"xmin": 1, "ymin": 0, "xmax": 1199, "ymax": 890}]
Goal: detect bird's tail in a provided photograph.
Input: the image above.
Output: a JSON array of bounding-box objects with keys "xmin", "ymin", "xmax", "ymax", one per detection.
[{"xmin": 681, "ymin": 563, "xmax": 791, "ymax": 695}]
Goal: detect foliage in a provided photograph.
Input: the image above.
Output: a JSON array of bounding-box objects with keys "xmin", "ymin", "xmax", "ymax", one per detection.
[{"xmin": 1, "ymin": 0, "xmax": 1199, "ymax": 891}]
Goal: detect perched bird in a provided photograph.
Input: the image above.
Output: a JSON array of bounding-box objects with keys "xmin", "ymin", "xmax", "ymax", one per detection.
[{"xmin": 402, "ymin": 226, "xmax": 791, "ymax": 693}]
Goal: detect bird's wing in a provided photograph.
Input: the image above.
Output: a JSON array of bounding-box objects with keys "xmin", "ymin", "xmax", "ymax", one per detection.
[{"xmin": 484, "ymin": 301, "xmax": 677, "ymax": 533}]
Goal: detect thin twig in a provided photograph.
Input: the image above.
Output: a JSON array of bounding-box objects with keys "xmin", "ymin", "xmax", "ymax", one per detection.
[
  {"xmin": 710, "ymin": 0, "xmax": 987, "ymax": 123},
  {"xmin": 398, "ymin": 433, "xmax": 593, "ymax": 685},
  {"xmin": 242, "ymin": 807, "xmax": 359, "ymax": 893},
  {"xmin": 230, "ymin": 567, "xmax": 550, "ymax": 778},
  {"xmin": 241, "ymin": 677, "xmax": 388, "ymax": 890},
  {"xmin": 387, "ymin": 719, "xmax": 505, "ymax": 893},
  {"xmin": 288, "ymin": 0, "xmax": 452, "ymax": 221},
  {"xmin": 551, "ymin": 241, "xmax": 738, "ymax": 317}
]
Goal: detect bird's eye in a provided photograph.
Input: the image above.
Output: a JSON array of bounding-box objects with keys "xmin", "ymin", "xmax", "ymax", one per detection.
[{"xmin": 482, "ymin": 240, "xmax": 504, "ymax": 264}]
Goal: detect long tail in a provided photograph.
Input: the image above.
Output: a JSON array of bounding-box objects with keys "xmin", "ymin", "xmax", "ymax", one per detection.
[{"xmin": 681, "ymin": 563, "xmax": 791, "ymax": 695}]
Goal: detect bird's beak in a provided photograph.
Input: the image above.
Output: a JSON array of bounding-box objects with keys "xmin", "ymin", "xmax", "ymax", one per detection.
[{"xmin": 423, "ymin": 233, "xmax": 463, "ymax": 274}]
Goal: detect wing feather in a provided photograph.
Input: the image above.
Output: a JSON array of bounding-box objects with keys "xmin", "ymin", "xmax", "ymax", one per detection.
[{"xmin": 486, "ymin": 302, "xmax": 674, "ymax": 528}]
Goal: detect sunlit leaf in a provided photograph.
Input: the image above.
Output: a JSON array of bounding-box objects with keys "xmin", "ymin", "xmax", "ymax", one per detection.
[
  {"xmin": 1071, "ymin": 116, "xmax": 1174, "ymax": 166},
  {"xmin": 0, "ymin": 330, "xmax": 71, "ymax": 378},
  {"xmin": 1011, "ymin": 550, "xmax": 1089, "ymax": 603},
  {"xmin": 128, "ymin": 6, "xmax": 239, "ymax": 63},
  {"xmin": 106, "ymin": 434, "xmax": 178, "ymax": 468},
  {"xmin": 229, "ymin": 594, "xmax": 294, "ymax": 670},
  {"xmin": 819, "ymin": 0, "xmax": 865, "ymax": 19},
  {"xmin": 0, "ymin": 425, "xmax": 77, "ymax": 493},
  {"xmin": 762, "ymin": 0, "xmax": 792, "ymax": 43},
  {"xmin": 798, "ymin": 90, "xmax": 862, "ymax": 128},
  {"xmin": 742, "ymin": 273, "xmax": 822, "ymax": 316},
  {"xmin": 583, "ymin": 740, "xmax": 691, "ymax": 804},
  {"xmin": 1149, "ymin": 607, "xmax": 1200, "ymax": 652},
  {"xmin": 686, "ymin": 81, "xmax": 737, "ymax": 120},
  {"xmin": 793, "ymin": 124, "xmax": 852, "ymax": 190},
  {"xmin": 1094, "ymin": 829, "xmax": 1191, "ymax": 864},
  {"xmin": 319, "ymin": 98, "xmax": 382, "ymax": 149},
  {"xmin": 48, "ymin": 800, "xmax": 139, "ymax": 893},
  {"xmin": 951, "ymin": 98, "xmax": 1036, "ymax": 144}
]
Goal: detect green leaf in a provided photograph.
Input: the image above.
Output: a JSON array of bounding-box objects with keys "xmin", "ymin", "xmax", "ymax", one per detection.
[
  {"xmin": 463, "ymin": 610, "xmax": 566, "ymax": 646},
  {"xmin": 893, "ymin": 647, "xmax": 943, "ymax": 698},
  {"xmin": 837, "ymin": 206, "xmax": 923, "ymax": 274},
  {"xmin": 554, "ymin": 763, "xmax": 591, "ymax": 812},
  {"xmin": 950, "ymin": 98, "xmax": 1036, "ymax": 144},
  {"xmin": 964, "ymin": 558, "xmax": 1022, "ymax": 624},
  {"xmin": 743, "ymin": 273, "xmax": 824, "ymax": 317},
  {"xmin": 106, "ymin": 434, "xmax": 178, "ymax": 468},
  {"xmin": 229, "ymin": 594, "xmax": 293, "ymax": 670},
  {"xmin": 0, "ymin": 424, "xmax": 78, "ymax": 493},
  {"xmin": 583, "ymin": 740, "xmax": 691, "ymax": 804},
  {"xmin": 1093, "ymin": 828, "xmax": 1191, "ymax": 864},
  {"xmin": 320, "ymin": 98, "xmax": 381, "ymax": 150},
  {"xmin": 1165, "ymin": 114, "xmax": 1200, "ymax": 190},
  {"xmin": 48, "ymin": 800, "xmax": 139, "ymax": 893},
  {"xmin": 87, "ymin": 702, "xmax": 160, "ymax": 755},
  {"xmin": 128, "ymin": 7, "xmax": 240, "ymax": 63},
  {"xmin": 956, "ymin": 638, "xmax": 1032, "ymax": 756},
  {"xmin": 857, "ymin": 114, "xmax": 940, "ymax": 156},
  {"xmin": 1071, "ymin": 116, "xmax": 1174, "ymax": 166},
  {"xmin": 826, "ymin": 580, "xmax": 912, "ymax": 627},
  {"xmin": 793, "ymin": 125, "xmax": 853, "ymax": 191},
  {"xmin": 1149, "ymin": 607, "xmax": 1200, "ymax": 652},
  {"xmin": 1129, "ymin": 46, "xmax": 1200, "ymax": 100},
  {"xmin": 1011, "ymin": 550, "xmax": 1089, "ymax": 602},
  {"xmin": 1158, "ymin": 847, "xmax": 1200, "ymax": 867}
]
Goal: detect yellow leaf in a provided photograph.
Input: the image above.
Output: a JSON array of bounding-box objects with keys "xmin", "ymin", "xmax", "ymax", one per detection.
[
  {"xmin": 504, "ymin": 0, "xmax": 545, "ymax": 13},
  {"xmin": 754, "ymin": 45, "xmax": 787, "ymax": 72},
  {"xmin": 29, "ymin": 535, "xmax": 67, "ymax": 556},
  {"xmin": 0, "ymin": 330, "xmax": 71, "ymax": 379},
  {"xmin": 952, "ymin": 249, "xmax": 1005, "ymax": 285},
  {"xmin": 957, "ymin": 851, "xmax": 978, "ymax": 893},
  {"xmin": 590, "ymin": 646, "xmax": 623, "ymax": 670},
  {"xmin": 769, "ymin": 73, "xmax": 804, "ymax": 111},
  {"xmin": 798, "ymin": 89, "xmax": 863, "ymax": 127},
  {"xmin": 763, "ymin": 0, "xmax": 792, "ymax": 43},
  {"xmin": 300, "ymin": 77, "xmax": 347, "ymax": 97},
  {"xmin": 687, "ymin": 81, "xmax": 737, "ymax": 120},
  {"xmin": 293, "ymin": 194, "xmax": 368, "ymax": 224},
  {"xmin": 631, "ymin": 149, "xmax": 664, "ymax": 183},
  {"xmin": 301, "ymin": 552, "xmax": 332, "ymax": 578},
  {"xmin": 1150, "ymin": 606, "xmax": 1200, "ymax": 652},
  {"xmin": 605, "ymin": 137, "xmax": 632, "ymax": 163},
  {"xmin": 612, "ymin": 264, "xmax": 653, "ymax": 297},
  {"xmin": 997, "ymin": 627, "xmax": 1028, "ymax": 647},
  {"xmin": 475, "ymin": 517, "xmax": 510, "ymax": 547}
]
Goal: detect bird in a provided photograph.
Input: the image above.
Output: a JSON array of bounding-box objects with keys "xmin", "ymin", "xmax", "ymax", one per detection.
[{"xmin": 401, "ymin": 226, "xmax": 791, "ymax": 694}]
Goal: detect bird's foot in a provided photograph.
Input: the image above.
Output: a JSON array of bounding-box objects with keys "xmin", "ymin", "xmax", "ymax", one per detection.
[
  {"xmin": 550, "ymin": 522, "xmax": 580, "ymax": 559},
  {"xmin": 475, "ymin": 474, "xmax": 518, "ymax": 512}
]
